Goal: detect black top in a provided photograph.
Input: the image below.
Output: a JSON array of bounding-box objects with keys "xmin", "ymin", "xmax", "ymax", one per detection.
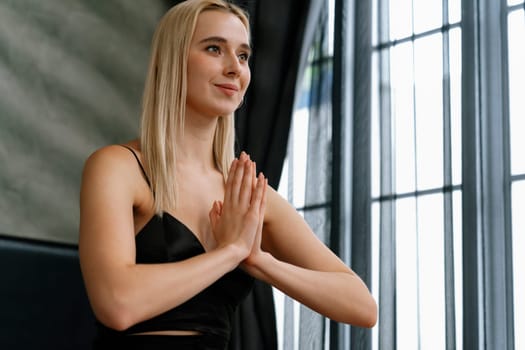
[{"xmin": 94, "ymin": 146, "xmax": 254, "ymax": 345}]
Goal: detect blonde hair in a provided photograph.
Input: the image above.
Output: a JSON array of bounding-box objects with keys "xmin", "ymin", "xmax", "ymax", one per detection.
[{"xmin": 140, "ymin": 0, "xmax": 250, "ymax": 215}]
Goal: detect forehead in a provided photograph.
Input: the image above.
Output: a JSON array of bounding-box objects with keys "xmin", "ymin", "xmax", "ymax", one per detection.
[{"xmin": 191, "ymin": 10, "xmax": 249, "ymax": 45}]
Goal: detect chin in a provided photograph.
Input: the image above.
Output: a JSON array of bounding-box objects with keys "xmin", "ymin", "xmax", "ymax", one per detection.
[
  {"xmin": 189, "ymin": 101, "xmax": 241, "ymax": 118},
  {"xmin": 212, "ymin": 104, "xmax": 241, "ymax": 116}
]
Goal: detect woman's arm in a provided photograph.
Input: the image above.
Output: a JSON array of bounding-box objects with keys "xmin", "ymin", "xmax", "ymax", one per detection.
[
  {"xmin": 243, "ymin": 186, "xmax": 377, "ymax": 328},
  {"xmin": 79, "ymin": 147, "xmax": 264, "ymax": 331}
]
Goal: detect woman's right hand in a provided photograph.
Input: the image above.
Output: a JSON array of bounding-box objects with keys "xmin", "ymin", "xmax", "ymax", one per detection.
[{"xmin": 208, "ymin": 152, "xmax": 266, "ymax": 260}]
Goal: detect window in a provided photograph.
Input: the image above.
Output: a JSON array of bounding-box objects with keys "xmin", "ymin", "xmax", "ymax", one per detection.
[
  {"xmin": 371, "ymin": 0, "xmax": 462, "ymax": 348},
  {"xmin": 369, "ymin": 0, "xmax": 524, "ymax": 349},
  {"xmin": 275, "ymin": 1, "xmax": 335, "ymax": 349}
]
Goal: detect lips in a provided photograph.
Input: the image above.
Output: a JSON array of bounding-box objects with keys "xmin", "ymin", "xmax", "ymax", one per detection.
[{"xmin": 215, "ymin": 83, "xmax": 239, "ymax": 96}]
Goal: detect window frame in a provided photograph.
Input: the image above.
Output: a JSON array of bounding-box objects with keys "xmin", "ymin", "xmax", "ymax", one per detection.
[{"xmin": 350, "ymin": 0, "xmax": 520, "ymax": 349}]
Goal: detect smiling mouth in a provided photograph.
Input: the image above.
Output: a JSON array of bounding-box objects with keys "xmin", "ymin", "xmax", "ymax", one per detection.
[{"xmin": 215, "ymin": 84, "xmax": 239, "ymax": 96}]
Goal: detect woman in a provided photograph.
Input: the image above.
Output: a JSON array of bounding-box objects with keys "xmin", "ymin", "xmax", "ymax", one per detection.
[{"xmin": 79, "ymin": 0, "xmax": 377, "ymax": 349}]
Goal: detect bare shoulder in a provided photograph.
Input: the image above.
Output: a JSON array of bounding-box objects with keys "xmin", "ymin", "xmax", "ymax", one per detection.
[
  {"xmin": 80, "ymin": 143, "xmax": 146, "ymax": 210},
  {"xmin": 83, "ymin": 142, "xmax": 143, "ymax": 184},
  {"xmin": 83, "ymin": 144, "xmax": 137, "ymax": 178}
]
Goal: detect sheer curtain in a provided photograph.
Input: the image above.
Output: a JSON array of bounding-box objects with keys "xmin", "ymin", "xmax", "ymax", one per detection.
[{"xmin": 276, "ymin": 3, "xmax": 334, "ymax": 349}]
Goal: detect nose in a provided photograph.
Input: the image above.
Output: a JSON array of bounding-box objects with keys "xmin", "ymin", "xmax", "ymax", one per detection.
[{"xmin": 224, "ymin": 52, "xmax": 241, "ymax": 77}]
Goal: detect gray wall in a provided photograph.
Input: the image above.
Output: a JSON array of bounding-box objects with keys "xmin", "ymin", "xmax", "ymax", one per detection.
[{"xmin": 0, "ymin": 1, "xmax": 169, "ymax": 243}]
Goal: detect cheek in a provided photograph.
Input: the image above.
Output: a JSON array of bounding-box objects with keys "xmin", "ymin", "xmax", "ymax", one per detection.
[
  {"xmin": 242, "ymin": 69, "xmax": 251, "ymax": 92},
  {"xmin": 187, "ymin": 54, "xmax": 209, "ymax": 83}
]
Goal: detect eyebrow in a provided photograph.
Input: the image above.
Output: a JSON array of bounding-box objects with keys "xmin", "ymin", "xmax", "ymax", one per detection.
[{"xmin": 198, "ymin": 36, "xmax": 252, "ymax": 53}]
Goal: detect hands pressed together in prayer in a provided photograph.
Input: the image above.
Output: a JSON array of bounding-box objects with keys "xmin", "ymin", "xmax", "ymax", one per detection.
[{"xmin": 208, "ymin": 152, "xmax": 267, "ymax": 265}]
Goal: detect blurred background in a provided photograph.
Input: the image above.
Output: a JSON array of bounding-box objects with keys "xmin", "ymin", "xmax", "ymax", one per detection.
[{"xmin": 1, "ymin": 0, "xmax": 524, "ymax": 349}]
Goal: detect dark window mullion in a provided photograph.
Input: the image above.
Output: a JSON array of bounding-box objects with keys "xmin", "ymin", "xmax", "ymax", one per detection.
[
  {"xmin": 377, "ymin": 0, "xmax": 396, "ymax": 348},
  {"xmin": 297, "ymin": 203, "xmax": 331, "ymax": 212},
  {"xmin": 462, "ymin": 0, "xmax": 515, "ymax": 348},
  {"xmin": 349, "ymin": 0, "xmax": 373, "ymax": 348},
  {"xmin": 373, "ymin": 184, "xmax": 462, "ymax": 202},
  {"xmin": 512, "ymin": 174, "xmax": 525, "ymax": 182},
  {"xmin": 374, "ymin": 23, "xmax": 461, "ymax": 51},
  {"xmin": 441, "ymin": 1, "xmax": 457, "ymax": 349},
  {"xmin": 332, "ymin": 0, "xmax": 350, "ymax": 348},
  {"xmin": 478, "ymin": 0, "xmax": 514, "ymax": 348},
  {"xmin": 461, "ymin": 0, "xmax": 484, "ymax": 348}
]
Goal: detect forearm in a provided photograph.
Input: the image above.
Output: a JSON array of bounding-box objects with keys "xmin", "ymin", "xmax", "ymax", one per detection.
[
  {"xmin": 85, "ymin": 244, "xmax": 243, "ymax": 330},
  {"xmin": 245, "ymin": 252, "xmax": 377, "ymax": 328}
]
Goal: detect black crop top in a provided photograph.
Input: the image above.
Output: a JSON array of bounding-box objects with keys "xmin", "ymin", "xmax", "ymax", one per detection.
[{"xmin": 94, "ymin": 146, "xmax": 254, "ymax": 343}]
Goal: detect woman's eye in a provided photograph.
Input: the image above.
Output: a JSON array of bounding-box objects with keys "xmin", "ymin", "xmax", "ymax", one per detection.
[
  {"xmin": 238, "ymin": 53, "xmax": 250, "ymax": 61},
  {"xmin": 206, "ymin": 45, "xmax": 220, "ymax": 54}
]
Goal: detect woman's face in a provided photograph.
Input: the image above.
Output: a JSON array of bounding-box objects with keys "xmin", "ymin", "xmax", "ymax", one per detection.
[{"xmin": 186, "ymin": 10, "xmax": 251, "ymax": 118}]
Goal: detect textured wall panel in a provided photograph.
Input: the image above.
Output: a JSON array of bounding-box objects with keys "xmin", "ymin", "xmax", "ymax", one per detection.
[{"xmin": 0, "ymin": 0, "xmax": 169, "ymax": 243}]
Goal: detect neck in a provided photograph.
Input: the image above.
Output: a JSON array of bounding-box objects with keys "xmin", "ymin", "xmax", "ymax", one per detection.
[{"xmin": 176, "ymin": 111, "xmax": 219, "ymax": 172}]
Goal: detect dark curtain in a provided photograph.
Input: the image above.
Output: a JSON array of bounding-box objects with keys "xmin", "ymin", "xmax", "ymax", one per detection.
[
  {"xmin": 230, "ymin": 0, "xmax": 310, "ymax": 350},
  {"xmin": 231, "ymin": 1, "xmax": 313, "ymax": 349},
  {"xmin": 234, "ymin": 0, "xmax": 312, "ymax": 190}
]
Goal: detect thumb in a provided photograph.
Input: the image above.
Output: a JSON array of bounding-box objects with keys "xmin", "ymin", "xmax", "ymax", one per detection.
[{"xmin": 209, "ymin": 201, "xmax": 220, "ymax": 229}]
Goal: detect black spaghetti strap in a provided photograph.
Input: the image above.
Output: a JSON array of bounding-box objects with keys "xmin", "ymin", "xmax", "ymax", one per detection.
[{"xmin": 120, "ymin": 145, "xmax": 152, "ymax": 188}]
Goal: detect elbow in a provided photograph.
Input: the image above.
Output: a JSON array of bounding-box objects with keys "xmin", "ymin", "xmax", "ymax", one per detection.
[
  {"xmin": 90, "ymin": 290, "xmax": 137, "ymax": 331},
  {"xmin": 339, "ymin": 295, "xmax": 378, "ymax": 328},
  {"xmin": 97, "ymin": 308, "xmax": 135, "ymax": 332},
  {"xmin": 360, "ymin": 298, "xmax": 378, "ymax": 328}
]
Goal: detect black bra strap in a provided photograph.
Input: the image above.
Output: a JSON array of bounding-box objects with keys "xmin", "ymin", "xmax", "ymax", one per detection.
[{"xmin": 120, "ymin": 145, "xmax": 152, "ymax": 188}]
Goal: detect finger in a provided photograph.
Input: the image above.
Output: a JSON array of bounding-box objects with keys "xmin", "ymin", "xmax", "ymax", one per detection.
[
  {"xmin": 252, "ymin": 162, "xmax": 257, "ymax": 190},
  {"xmin": 225, "ymin": 158, "xmax": 239, "ymax": 204},
  {"xmin": 259, "ymin": 177, "xmax": 268, "ymax": 216},
  {"xmin": 255, "ymin": 178, "xmax": 267, "ymax": 236},
  {"xmin": 249, "ymin": 172, "xmax": 265, "ymax": 213},
  {"xmin": 239, "ymin": 160, "xmax": 255, "ymax": 207},
  {"xmin": 209, "ymin": 201, "xmax": 219, "ymax": 229},
  {"xmin": 230, "ymin": 152, "xmax": 248, "ymax": 204}
]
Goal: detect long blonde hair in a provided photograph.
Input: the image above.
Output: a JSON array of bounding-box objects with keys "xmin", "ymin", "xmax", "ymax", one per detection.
[{"xmin": 140, "ymin": 0, "xmax": 250, "ymax": 215}]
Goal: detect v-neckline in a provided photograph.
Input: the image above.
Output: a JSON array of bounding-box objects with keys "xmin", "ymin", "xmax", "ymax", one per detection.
[{"xmin": 136, "ymin": 212, "xmax": 207, "ymax": 252}]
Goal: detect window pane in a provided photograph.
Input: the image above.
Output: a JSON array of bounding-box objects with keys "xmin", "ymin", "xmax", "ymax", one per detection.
[
  {"xmin": 396, "ymin": 197, "xmax": 419, "ymax": 350},
  {"xmin": 449, "ymin": 0, "xmax": 462, "ymax": 24},
  {"xmin": 371, "ymin": 51, "xmax": 380, "ymax": 198},
  {"xmin": 414, "ymin": 34, "xmax": 444, "ymax": 190},
  {"xmin": 305, "ymin": 64, "xmax": 332, "ymax": 206},
  {"xmin": 418, "ymin": 193, "xmax": 446, "ymax": 349},
  {"xmin": 508, "ymin": 9, "xmax": 525, "ymax": 175},
  {"xmin": 512, "ymin": 180, "xmax": 525, "ymax": 350},
  {"xmin": 372, "ymin": 0, "xmax": 378, "ymax": 45},
  {"xmin": 449, "ymin": 28, "xmax": 462, "ymax": 185},
  {"xmin": 327, "ymin": 0, "xmax": 335, "ymax": 56},
  {"xmin": 413, "ymin": 0, "xmax": 442, "ymax": 34},
  {"xmin": 453, "ymin": 190, "xmax": 463, "ymax": 350},
  {"xmin": 391, "ymin": 42, "xmax": 416, "ymax": 194},
  {"xmin": 371, "ymin": 201, "xmax": 380, "ymax": 350},
  {"xmin": 289, "ymin": 108, "xmax": 309, "ymax": 208},
  {"xmin": 390, "ymin": 0, "xmax": 413, "ymax": 40}
]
